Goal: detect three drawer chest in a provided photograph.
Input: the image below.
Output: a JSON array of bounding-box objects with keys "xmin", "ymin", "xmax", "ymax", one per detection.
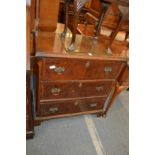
[{"xmin": 32, "ymin": 25, "xmax": 129, "ymax": 124}]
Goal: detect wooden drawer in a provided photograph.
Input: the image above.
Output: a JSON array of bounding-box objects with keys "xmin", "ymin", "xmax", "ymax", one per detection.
[
  {"xmin": 39, "ymin": 97, "xmax": 106, "ymax": 116},
  {"xmin": 41, "ymin": 58, "xmax": 125, "ymax": 81},
  {"xmin": 77, "ymin": 80, "xmax": 114, "ymax": 97},
  {"xmin": 40, "ymin": 81, "xmax": 77, "ymax": 100},
  {"xmin": 40, "ymin": 80, "xmax": 114, "ymax": 100}
]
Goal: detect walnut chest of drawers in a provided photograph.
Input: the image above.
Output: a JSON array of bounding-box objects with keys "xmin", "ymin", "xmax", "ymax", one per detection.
[{"xmin": 32, "ymin": 28, "xmax": 128, "ymax": 123}]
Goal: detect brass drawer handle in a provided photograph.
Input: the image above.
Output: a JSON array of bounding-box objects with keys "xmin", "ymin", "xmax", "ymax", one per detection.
[
  {"xmin": 51, "ymin": 88, "xmax": 61, "ymax": 95},
  {"xmin": 74, "ymin": 102, "xmax": 97, "ymax": 107},
  {"xmin": 54, "ymin": 67, "xmax": 65, "ymax": 74},
  {"xmin": 49, "ymin": 65, "xmax": 65, "ymax": 74},
  {"xmin": 96, "ymin": 86, "xmax": 104, "ymax": 91},
  {"xmin": 104, "ymin": 67, "xmax": 112, "ymax": 73},
  {"xmin": 90, "ymin": 103, "xmax": 97, "ymax": 107},
  {"xmin": 49, "ymin": 107, "xmax": 58, "ymax": 113}
]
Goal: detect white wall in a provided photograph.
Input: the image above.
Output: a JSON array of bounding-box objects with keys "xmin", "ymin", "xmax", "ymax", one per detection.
[{"xmin": 26, "ymin": 0, "xmax": 31, "ymax": 6}]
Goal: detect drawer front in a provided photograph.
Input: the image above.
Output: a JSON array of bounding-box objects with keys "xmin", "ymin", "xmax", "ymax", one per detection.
[
  {"xmin": 39, "ymin": 97, "xmax": 106, "ymax": 116},
  {"xmin": 42, "ymin": 58, "xmax": 124, "ymax": 80},
  {"xmin": 40, "ymin": 81, "xmax": 114, "ymax": 100},
  {"xmin": 77, "ymin": 80, "xmax": 114, "ymax": 97},
  {"xmin": 40, "ymin": 81, "xmax": 77, "ymax": 100}
]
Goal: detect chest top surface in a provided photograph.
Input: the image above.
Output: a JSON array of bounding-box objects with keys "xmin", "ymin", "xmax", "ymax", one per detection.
[{"xmin": 35, "ymin": 23, "xmax": 128, "ymax": 61}]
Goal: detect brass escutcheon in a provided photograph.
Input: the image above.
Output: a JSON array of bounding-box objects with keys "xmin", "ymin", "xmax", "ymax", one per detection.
[
  {"xmin": 104, "ymin": 67, "xmax": 112, "ymax": 73},
  {"xmin": 54, "ymin": 67, "xmax": 65, "ymax": 74},
  {"xmin": 85, "ymin": 61, "xmax": 90, "ymax": 68},
  {"xmin": 49, "ymin": 107, "xmax": 58, "ymax": 113},
  {"xmin": 90, "ymin": 103, "xmax": 97, "ymax": 107},
  {"xmin": 96, "ymin": 86, "xmax": 104, "ymax": 91},
  {"xmin": 51, "ymin": 88, "xmax": 61, "ymax": 94}
]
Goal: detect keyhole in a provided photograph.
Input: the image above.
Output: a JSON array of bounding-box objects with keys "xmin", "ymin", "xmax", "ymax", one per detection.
[
  {"xmin": 85, "ymin": 61, "xmax": 90, "ymax": 68},
  {"xmin": 79, "ymin": 83, "xmax": 82, "ymax": 88}
]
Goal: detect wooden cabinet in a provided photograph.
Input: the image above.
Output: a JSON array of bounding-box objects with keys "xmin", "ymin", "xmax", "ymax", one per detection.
[
  {"xmin": 30, "ymin": 0, "xmax": 60, "ymax": 32},
  {"xmin": 27, "ymin": 1, "xmax": 129, "ymax": 138},
  {"xmin": 26, "ymin": 70, "xmax": 34, "ymax": 139},
  {"xmin": 35, "ymin": 57, "xmax": 114, "ymax": 121},
  {"xmin": 26, "ymin": 6, "xmax": 34, "ymax": 138},
  {"xmin": 77, "ymin": 0, "xmax": 129, "ymax": 40},
  {"xmin": 32, "ymin": 24, "xmax": 128, "ymax": 123}
]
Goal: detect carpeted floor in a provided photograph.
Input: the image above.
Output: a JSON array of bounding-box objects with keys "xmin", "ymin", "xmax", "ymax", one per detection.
[{"xmin": 26, "ymin": 90, "xmax": 129, "ymax": 155}]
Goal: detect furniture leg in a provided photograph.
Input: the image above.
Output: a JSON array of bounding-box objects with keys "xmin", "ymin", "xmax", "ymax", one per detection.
[
  {"xmin": 103, "ymin": 85, "xmax": 128, "ymax": 117},
  {"xmin": 67, "ymin": 11, "xmax": 80, "ymax": 51},
  {"xmin": 125, "ymin": 31, "xmax": 129, "ymax": 41},
  {"xmin": 95, "ymin": 2, "xmax": 109, "ymax": 37},
  {"xmin": 61, "ymin": 0, "xmax": 69, "ymax": 38},
  {"xmin": 97, "ymin": 111, "xmax": 104, "ymax": 117},
  {"xmin": 107, "ymin": 10, "xmax": 128, "ymax": 53}
]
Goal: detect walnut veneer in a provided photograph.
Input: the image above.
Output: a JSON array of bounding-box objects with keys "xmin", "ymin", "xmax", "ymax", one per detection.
[
  {"xmin": 27, "ymin": 0, "xmax": 129, "ymax": 139},
  {"xmin": 32, "ymin": 24, "xmax": 128, "ymax": 124},
  {"xmin": 30, "ymin": 0, "xmax": 60, "ymax": 32}
]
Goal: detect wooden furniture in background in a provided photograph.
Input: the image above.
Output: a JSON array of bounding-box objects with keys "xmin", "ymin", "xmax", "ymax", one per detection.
[
  {"xmin": 30, "ymin": 0, "xmax": 61, "ymax": 56},
  {"xmin": 77, "ymin": 0, "xmax": 129, "ymax": 46},
  {"xmin": 30, "ymin": 0, "xmax": 36, "ymax": 32},
  {"xmin": 26, "ymin": 6, "xmax": 34, "ymax": 139},
  {"xmin": 60, "ymin": 0, "xmax": 91, "ymax": 51},
  {"xmin": 30, "ymin": 0, "xmax": 60, "ymax": 32},
  {"xmin": 26, "ymin": 70, "xmax": 34, "ymax": 139},
  {"xmin": 85, "ymin": 0, "xmax": 128, "ymax": 17},
  {"xmin": 27, "ymin": 0, "xmax": 129, "ymax": 136},
  {"xmin": 107, "ymin": 0, "xmax": 129, "ymax": 49},
  {"xmin": 32, "ymin": 24, "xmax": 128, "ymax": 124},
  {"xmin": 58, "ymin": 0, "xmax": 89, "ymax": 24}
]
